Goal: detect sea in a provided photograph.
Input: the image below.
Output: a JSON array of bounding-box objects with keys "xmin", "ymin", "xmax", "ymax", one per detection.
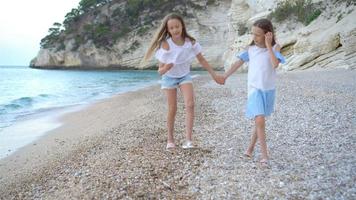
[{"xmin": 0, "ymin": 66, "xmax": 165, "ymax": 159}]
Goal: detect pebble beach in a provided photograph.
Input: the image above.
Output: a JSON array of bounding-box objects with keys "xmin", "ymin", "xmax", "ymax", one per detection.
[{"xmin": 0, "ymin": 68, "xmax": 355, "ymax": 199}]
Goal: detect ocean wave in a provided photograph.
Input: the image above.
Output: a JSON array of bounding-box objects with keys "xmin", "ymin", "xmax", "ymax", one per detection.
[{"xmin": 0, "ymin": 94, "xmax": 55, "ymax": 114}]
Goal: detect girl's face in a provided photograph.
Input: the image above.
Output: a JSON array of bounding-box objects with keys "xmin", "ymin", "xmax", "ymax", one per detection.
[
  {"xmin": 251, "ymin": 26, "xmax": 265, "ymax": 47},
  {"xmin": 167, "ymin": 19, "xmax": 183, "ymax": 40}
]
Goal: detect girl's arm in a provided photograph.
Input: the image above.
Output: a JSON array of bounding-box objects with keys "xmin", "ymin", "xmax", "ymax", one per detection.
[
  {"xmin": 196, "ymin": 53, "xmax": 225, "ymax": 84},
  {"xmin": 224, "ymin": 59, "xmax": 244, "ymax": 80},
  {"xmin": 157, "ymin": 40, "xmax": 173, "ymax": 75},
  {"xmin": 265, "ymin": 32, "xmax": 281, "ymax": 68},
  {"xmin": 158, "ymin": 62, "xmax": 173, "ymax": 75},
  {"xmin": 267, "ymin": 44, "xmax": 281, "ymax": 68}
]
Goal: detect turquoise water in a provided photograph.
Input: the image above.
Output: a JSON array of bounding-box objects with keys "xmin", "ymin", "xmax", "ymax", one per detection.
[
  {"xmin": 0, "ymin": 66, "xmax": 160, "ymax": 131},
  {"xmin": 0, "ymin": 66, "xmax": 207, "ymax": 158},
  {"xmin": 0, "ymin": 66, "xmax": 163, "ymax": 158}
]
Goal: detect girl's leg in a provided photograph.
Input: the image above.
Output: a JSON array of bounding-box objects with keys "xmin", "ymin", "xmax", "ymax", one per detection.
[
  {"xmin": 255, "ymin": 115, "xmax": 268, "ymax": 160},
  {"xmin": 165, "ymin": 89, "xmax": 177, "ymax": 144},
  {"xmin": 179, "ymin": 83, "xmax": 194, "ymax": 141},
  {"xmin": 245, "ymin": 127, "xmax": 257, "ymax": 157}
]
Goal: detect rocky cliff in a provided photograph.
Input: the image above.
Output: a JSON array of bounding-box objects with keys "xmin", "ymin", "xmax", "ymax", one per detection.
[
  {"xmin": 224, "ymin": 0, "xmax": 356, "ymax": 71},
  {"xmin": 30, "ymin": 0, "xmax": 233, "ymax": 69},
  {"xmin": 31, "ymin": 0, "xmax": 356, "ymax": 71}
]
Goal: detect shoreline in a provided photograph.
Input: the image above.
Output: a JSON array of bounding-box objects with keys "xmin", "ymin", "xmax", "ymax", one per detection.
[
  {"xmin": 0, "ymin": 104, "xmax": 88, "ymax": 160},
  {"xmin": 0, "ymin": 69, "xmax": 355, "ymax": 199},
  {"xmin": 0, "ymin": 82, "xmax": 162, "ymax": 182},
  {"xmin": 0, "ymin": 75, "xmax": 161, "ymax": 160},
  {"xmin": 0, "ymin": 72, "xmax": 206, "ymax": 162}
]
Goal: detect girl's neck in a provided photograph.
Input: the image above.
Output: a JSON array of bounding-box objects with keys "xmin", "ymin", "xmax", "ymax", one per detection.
[
  {"xmin": 171, "ymin": 36, "xmax": 185, "ymax": 46},
  {"xmin": 255, "ymin": 43, "xmax": 266, "ymax": 48}
]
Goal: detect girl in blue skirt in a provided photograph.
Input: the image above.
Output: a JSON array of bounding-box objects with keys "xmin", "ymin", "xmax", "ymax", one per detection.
[{"xmin": 223, "ymin": 18, "xmax": 285, "ymax": 165}]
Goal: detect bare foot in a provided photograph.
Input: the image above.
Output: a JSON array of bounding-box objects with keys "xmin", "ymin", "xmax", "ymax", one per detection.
[
  {"xmin": 244, "ymin": 151, "xmax": 253, "ymax": 158},
  {"xmin": 259, "ymin": 158, "xmax": 270, "ymax": 168}
]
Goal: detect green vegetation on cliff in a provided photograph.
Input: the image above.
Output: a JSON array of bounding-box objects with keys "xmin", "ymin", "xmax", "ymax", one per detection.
[
  {"xmin": 40, "ymin": 0, "xmax": 208, "ymax": 51},
  {"xmin": 270, "ymin": 0, "xmax": 322, "ymax": 25}
]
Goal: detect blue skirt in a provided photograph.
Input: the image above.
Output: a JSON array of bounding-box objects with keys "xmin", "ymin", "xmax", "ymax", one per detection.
[{"xmin": 246, "ymin": 88, "xmax": 275, "ymax": 119}]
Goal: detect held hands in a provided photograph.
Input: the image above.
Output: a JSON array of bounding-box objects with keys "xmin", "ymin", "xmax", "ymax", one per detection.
[
  {"xmin": 265, "ymin": 32, "xmax": 273, "ymax": 48},
  {"xmin": 158, "ymin": 63, "xmax": 173, "ymax": 75},
  {"xmin": 213, "ymin": 74, "xmax": 226, "ymax": 85}
]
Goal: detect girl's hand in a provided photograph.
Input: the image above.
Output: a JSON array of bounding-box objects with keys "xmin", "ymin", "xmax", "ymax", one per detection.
[
  {"xmin": 214, "ymin": 74, "xmax": 225, "ymax": 85},
  {"xmin": 158, "ymin": 63, "xmax": 174, "ymax": 75},
  {"xmin": 158, "ymin": 67, "xmax": 166, "ymax": 75},
  {"xmin": 223, "ymin": 73, "xmax": 228, "ymax": 81},
  {"xmin": 265, "ymin": 32, "xmax": 273, "ymax": 48}
]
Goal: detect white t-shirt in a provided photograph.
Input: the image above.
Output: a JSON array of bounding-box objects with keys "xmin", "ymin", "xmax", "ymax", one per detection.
[
  {"xmin": 238, "ymin": 45, "xmax": 285, "ymax": 91},
  {"xmin": 155, "ymin": 37, "xmax": 202, "ymax": 78}
]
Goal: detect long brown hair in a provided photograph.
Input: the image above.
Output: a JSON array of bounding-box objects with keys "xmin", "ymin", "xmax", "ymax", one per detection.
[
  {"xmin": 143, "ymin": 13, "xmax": 196, "ymax": 62},
  {"xmin": 249, "ymin": 18, "xmax": 276, "ymax": 46}
]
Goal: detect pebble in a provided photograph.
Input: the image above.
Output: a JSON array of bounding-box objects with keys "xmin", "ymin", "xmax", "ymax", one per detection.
[{"xmin": 0, "ymin": 69, "xmax": 355, "ymax": 199}]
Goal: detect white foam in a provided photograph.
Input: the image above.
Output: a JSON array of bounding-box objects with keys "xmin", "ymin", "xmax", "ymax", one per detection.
[{"xmin": 0, "ymin": 105, "xmax": 85, "ymax": 159}]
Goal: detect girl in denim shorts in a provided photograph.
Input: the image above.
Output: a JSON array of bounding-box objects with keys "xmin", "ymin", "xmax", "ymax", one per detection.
[{"xmin": 143, "ymin": 13, "xmax": 224, "ymax": 150}]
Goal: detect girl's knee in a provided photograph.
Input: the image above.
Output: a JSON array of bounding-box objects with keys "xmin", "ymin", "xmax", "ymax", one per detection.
[
  {"xmin": 185, "ymin": 101, "xmax": 194, "ymax": 111},
  {"xmin": 255, "ymin": 115, "xmax": 265, "ymax": 125},
  {"xmin": 168, "ymin": 105, "xmax": 177, "ymax": 113}
]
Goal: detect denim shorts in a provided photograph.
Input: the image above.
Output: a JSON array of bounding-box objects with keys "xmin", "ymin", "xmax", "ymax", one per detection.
[{"xmin": 161, "ymin": 74, "xmax": 193, "ymax": 89}]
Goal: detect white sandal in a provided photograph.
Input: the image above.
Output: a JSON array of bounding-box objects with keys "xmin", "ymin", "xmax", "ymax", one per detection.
[
  {"xmin": 182, "ymin": 140, "xmax": 194, "ymax": 149},
  {"xmin": 166, "ymin": 142, "xmax": 176, "ymax": 150}
]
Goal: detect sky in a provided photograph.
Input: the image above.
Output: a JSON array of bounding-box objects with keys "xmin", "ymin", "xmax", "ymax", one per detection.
[{"xmin": 0, "ymin": 0, "xmax": 81, "ymax": 66}]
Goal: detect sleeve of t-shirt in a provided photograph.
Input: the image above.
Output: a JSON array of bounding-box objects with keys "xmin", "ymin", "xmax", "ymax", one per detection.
[
  {"xmin": 155, "ymin": 48, "xmax": 173, "ymax": 64},
  {"xmin": 236, "ymin": 50, "xmax": 249, "ymax": 62},
  {"xmin": 273, "ymin": 50, "xmax": 286, "ymax": 64},
  {"xmin": 192, "ymin": 42, "xmax": 202, "ymax": 55}
]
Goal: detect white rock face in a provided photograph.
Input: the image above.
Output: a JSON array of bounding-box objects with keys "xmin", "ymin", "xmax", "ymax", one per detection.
[
  {"xmin": 32, "ymin": 1, "xmax": 233, "ymax": 69},
  {"xmin": 31, "ymin": 0, "xmax": 356, "ymax": 71},
  {"xmin": 280, "ymin": 3, "xmax": 356, "ymax": 70},
  {"xmin": 225, "ymin": 0, "xmax": 356, "ymax": 71}
]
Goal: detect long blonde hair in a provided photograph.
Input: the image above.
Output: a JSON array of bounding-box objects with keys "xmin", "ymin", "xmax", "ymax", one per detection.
[{"xmin": 142, "ymin": 13, "xmax": 196, "ymax": 62}]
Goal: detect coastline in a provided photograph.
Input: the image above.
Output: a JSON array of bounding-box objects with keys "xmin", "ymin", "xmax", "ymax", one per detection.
[
  {"xmin": 0, "ymin": 69, "xmax": 355, "ymax": 199},
  {"xmin": 0, "ymin": 68, "xmax": 160, "ymax": 160},
  {"xmin": 0, "ymin": 104, "xmax": 88, "ymax": 159},
  {"xmin": 0, "ymin": 82, "xmax": 163, "ymax": 185}
]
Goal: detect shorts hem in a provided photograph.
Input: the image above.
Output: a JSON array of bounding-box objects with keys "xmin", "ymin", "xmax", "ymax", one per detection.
[
  {"xmin": 178, "ymin": 80, "xmax": 193, "ymax": 85},
  {"xmin": 161, "ymin": 86, "xmax": 178, "ymax": 89}
]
